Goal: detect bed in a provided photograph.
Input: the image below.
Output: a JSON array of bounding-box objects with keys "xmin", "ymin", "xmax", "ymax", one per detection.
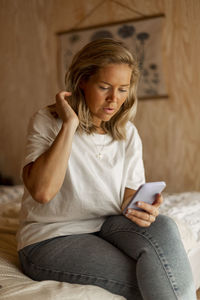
[{"xmin": 0, "ymin": 185, "xmax": 199, "ymax": 299}]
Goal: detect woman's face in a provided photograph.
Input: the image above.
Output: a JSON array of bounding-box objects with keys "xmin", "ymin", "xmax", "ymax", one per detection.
[{"xmin": 80, "ymin": 63, "xmax": 132, "ymax": 128}]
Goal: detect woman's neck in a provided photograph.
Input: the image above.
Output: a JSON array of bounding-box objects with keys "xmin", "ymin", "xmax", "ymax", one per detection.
[{"xmin": 95, "ymin": 127, "xmax": 106, "ymax": 134}]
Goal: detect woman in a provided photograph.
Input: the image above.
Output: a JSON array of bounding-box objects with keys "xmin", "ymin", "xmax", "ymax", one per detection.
[{"xmin": 17, "ymin": 39, "xmax": 196, "ymax": 300}]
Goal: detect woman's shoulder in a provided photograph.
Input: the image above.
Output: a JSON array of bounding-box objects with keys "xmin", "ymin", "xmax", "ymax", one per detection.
[
  {"xmin": 124, "ymin": 121, "xmax": 143, "ymax": 149},
  {"xmin": 126, "ymin": 121, "xmax": 139, "ymax": 138},
  {"xmin": 28, "ymin": 105, "xmax": 61, "ymax": 134},
  {"xmin": 32, "ymin": 105, "xmax": 54, "ymax": 120},
  {"xmin": 32, "ymin": 105, "xmax": 60, "ymax": 123}
]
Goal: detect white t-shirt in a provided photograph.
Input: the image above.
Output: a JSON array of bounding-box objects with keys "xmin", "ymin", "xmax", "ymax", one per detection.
[{"xmin": 17, "ymin": 107, "xmax": 145, "ymax": 250}]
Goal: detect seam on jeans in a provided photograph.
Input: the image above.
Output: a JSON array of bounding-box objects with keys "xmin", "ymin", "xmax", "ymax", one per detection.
[
  {"xmin": 102, "ymin": 229, "xmax": 180, "ymax": 300},
  {"xmin": 20, "ymin": 249, "xmax": 137, "ymax": 289}
]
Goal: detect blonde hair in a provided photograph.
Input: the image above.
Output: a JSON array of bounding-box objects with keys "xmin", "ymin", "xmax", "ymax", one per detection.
[{"xmin": 63, "ymin": 39, "xmax": 139, "ymax": 140}]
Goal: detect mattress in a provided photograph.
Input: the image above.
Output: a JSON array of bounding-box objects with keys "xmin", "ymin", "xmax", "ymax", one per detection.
[{"xmin": 0, "ymin": 185, "xmax": 199, "ymax": 299}]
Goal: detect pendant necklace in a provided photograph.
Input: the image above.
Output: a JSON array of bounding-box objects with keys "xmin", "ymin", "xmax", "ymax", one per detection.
[{"xmin": 91, "ymin": 134, "xmax": 106, "ymax": 160}]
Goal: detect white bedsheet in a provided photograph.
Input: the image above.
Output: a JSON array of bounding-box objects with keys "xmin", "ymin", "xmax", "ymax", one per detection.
[
  {"xmin": 161, "ymin": 192, "xmax": 200, "ymax": 244},
  {"xmin": 0, "ymin": 186, "xmax": 200, "ymax": 299},
  {"xmin": 160, "ymin": 192, "xmax": 200, "ymax": 290}
]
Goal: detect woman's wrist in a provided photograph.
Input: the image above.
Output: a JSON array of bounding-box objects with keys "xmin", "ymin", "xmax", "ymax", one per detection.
[{"xmin": 62, "ymin": 118, "xmax": 79, "ymax": 133}]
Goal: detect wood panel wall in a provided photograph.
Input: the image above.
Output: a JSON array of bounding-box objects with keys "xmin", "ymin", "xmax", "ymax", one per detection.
[{"xmin": 0, "ymin": 0, "xmax": 199, "ymax": 192}]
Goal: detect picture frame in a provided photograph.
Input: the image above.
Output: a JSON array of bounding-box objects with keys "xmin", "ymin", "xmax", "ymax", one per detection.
[{"xmin": 57, "ymin": 15, "xmax": 168, "ymax": 100}]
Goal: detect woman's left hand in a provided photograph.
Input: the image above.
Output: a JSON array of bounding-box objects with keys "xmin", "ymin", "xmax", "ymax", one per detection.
[{"xmin": 124, "ymin": 193, "xmax": 163, "ymax": 227}]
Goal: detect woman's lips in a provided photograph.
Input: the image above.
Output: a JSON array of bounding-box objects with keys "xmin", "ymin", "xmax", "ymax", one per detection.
[{"xmin": 103, "ymin": 107, "xmax": 115, "ymax": 114}]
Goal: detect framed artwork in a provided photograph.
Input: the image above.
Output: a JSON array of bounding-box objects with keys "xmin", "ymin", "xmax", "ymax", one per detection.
[{"xmin": 57, "ymin": 15, "xmax": 167, "ymax": 99}]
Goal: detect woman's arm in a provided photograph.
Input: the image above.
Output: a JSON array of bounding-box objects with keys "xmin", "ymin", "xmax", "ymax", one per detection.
[
  {"xmin": 121, "ymin": 187, "xmax": 136, "ymax": 212},
  {"xmin": 122, "ymin": 187, "xmax": 163, "ymax": 227},
  {"xmin": 23, "ymin": 91, "xmax": 79, "ymax": 204}
]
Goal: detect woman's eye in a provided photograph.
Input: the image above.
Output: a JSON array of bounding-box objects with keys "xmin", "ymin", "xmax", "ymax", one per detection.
[
  {"xmin": 119, "ymin": 89, "xmax": 127, "ymax": 93},
  {"xmin": 99, "ymin": 86, "xmax": 109, "ymax": 90}
]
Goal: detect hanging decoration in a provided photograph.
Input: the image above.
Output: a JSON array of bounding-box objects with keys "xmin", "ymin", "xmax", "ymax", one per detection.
[{"xmin": 57, "ymin": 1, "xmax": 167, "ymax": 100}]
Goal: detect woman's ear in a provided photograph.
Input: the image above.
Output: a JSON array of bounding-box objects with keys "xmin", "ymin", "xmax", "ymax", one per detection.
[{"xmin": 79, "ymin": 79, "xmax": 86, "ymax": 90}]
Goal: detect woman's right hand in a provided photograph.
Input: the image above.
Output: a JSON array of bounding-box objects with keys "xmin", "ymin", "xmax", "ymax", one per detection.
[
  {"xmin": 56, "ymin": 91, "xmax": 79, "ymax": 128},
  {"xmin": 24, "ymin": 91, "xmax": 79, "ymax": 204}
]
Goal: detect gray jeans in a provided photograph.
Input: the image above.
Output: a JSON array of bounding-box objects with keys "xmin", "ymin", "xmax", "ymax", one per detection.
[{"xmin": 18, "ymin": 215, "xmax": 196, "ymax": 300}]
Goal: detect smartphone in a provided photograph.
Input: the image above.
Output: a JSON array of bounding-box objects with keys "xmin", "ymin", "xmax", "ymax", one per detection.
[{"xmin": 123, "ymin": 181, "xmax": 166, "ymax": 214}]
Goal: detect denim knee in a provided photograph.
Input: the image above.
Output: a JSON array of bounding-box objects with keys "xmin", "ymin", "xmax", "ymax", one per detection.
[
  {"xmin": 101, "ymin": 214, "xmax": 179, "ymax": 235},
  {"xmin": 154, "ymin": 215, "xmax": 181, "ymax": 240},
  {"xmin": 156, "ymin": 214, "xmax": 178, "ymax": 230}
]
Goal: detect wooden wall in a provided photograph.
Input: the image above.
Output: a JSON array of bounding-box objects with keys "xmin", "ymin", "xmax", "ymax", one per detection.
[{"xmin": 0, "ymin": 0, "xmax": 200, "ymax": 192}]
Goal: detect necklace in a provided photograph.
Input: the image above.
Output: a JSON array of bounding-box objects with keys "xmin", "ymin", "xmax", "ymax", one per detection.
[{"xmin": 91, "ymin": 134, "xmax": 106, "ymax": 160}]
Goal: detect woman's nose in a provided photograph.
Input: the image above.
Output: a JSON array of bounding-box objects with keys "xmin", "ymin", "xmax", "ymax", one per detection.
[{"xmin": 107, "ymin": 90, "xmax": 117, "ymax": 102}]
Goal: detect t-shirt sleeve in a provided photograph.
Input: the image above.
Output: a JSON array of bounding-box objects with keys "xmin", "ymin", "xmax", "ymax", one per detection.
[
  {"xmin": 22, "ymin": 108, "xmax": 59, "ymax": 169},
  {"xmin": 124, "ymin": 123, "xmax": 145, "ymax": 190}
]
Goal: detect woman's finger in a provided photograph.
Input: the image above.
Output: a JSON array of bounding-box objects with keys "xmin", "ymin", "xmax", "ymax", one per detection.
[
  {"xmin": 125, "ymin": 213, "xmax": 152, "ymax": 227},
  {"xmin": 153, "ymin": 193, "xmax": 163, "ymax": 207},
  {"xmin": 127, "ymin": 208, "xmax": 156, "ymax": 221},
  {"xmin": 55, "ymin": 91, "xmax": 79, "ymax": 125},
  {"xmin": 136, "ymin": 202, "xmax": 159, "ymax": 217},
  {"xmin": 135, "ymin": 193, "xmax": 163, "ymax": 215},
  {"xmin": 125, "ymin": 208, "xmax": 156, "ymax": 227},
  {"xmin": 56, "ymin": 91, "xmax": 72, "ymax": 100}
]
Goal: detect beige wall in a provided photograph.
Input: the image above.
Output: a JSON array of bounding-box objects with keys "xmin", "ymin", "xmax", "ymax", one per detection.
[{"xmin": 0, "ymin": 0, "xmax": 200, "ymax": 192}]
